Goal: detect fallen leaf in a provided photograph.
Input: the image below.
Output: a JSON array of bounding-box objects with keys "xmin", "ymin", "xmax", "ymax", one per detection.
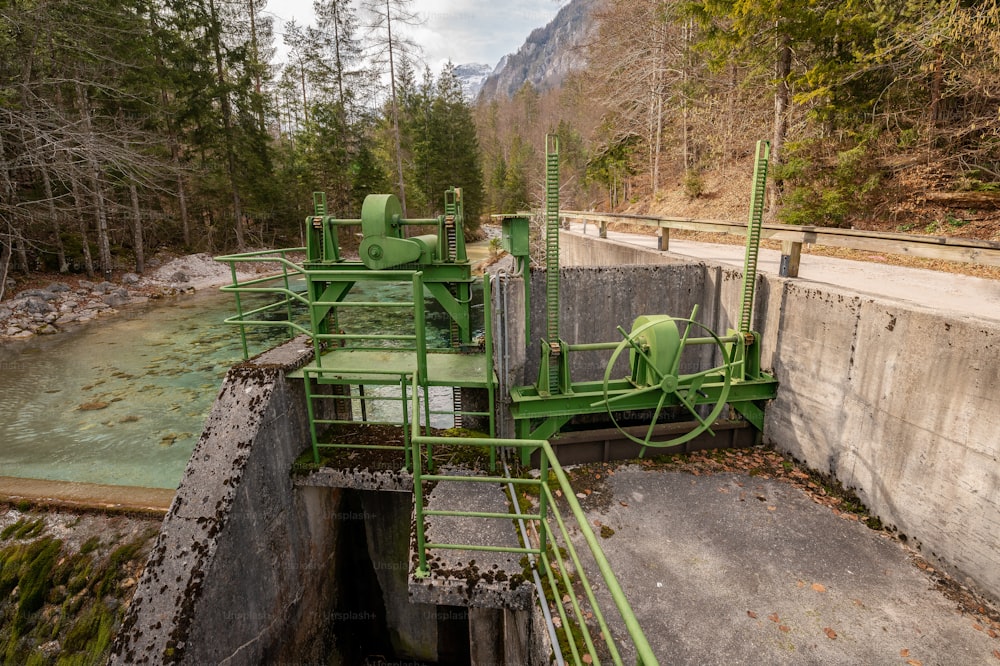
[
  {"xmin": 900, "ymin": 649, "xmax": 910, "ymax": 657},
  {"xmin": 555, "ymin": 489, "xmax": 562, "ymax": 498},
  {"xmin": 906, "ymin": 659, "xmax": 923, "ymax": 666},
  {"xmin": 796, "ymin": 580, "xmax": 806, "ymax": 589},
  {"xmin": 619, "ymin": 501, "xmax": 629, "ymax": 507},
  {"xmin": 973, "ymin": 622, "xmax": 984, "ymax": 632},
  {"xmin": 562, "ymin": 594, "xmax": 571, "ymax": 603},
  {"xmin": 584, "ymin": 488, "xmax": 592, "ymax": 495},
  {"xmin": 768, "ymin": 506, "xmax": 777, "ymax": 511},
  {"xmin": 575, "ymin": 493, "xmax": 586, "ymax": 499},
  {"xmin": 595, "ymin": 473, "xmax": 601, "ymax": 479},
  {"xmin": 768, "ymin": 613, "xmax": 780, "ymax": 623},
  {"xmin": 582, "ymin": 655, "xmax": 593, "ymax": 664},
  {"xmin": 594, "ymin": 520, "xmax": 602, "ymax": 527},
  {"xmin": 993, "ymin": 649, "xmax": 1000, "ymax": 661},
  {"xmin": 779, "ymin": 625, "xmax": 790, "ymax": 633},
  {"xmin": 823, "ymin": 627, "xmax": 837, "ymax": 639},
  {"xmin": 747, "ymin": 610, "xmax": 758, "ymax": 619},
  {"xmin": 988, "ymin": 629, "xmax": 997, "ymax": 638},
  {"xmin": 812, "ymin": 583, "xmax": 827, "ymax": 593}
]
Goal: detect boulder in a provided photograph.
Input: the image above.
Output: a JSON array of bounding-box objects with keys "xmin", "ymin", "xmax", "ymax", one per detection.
[
  {"xmin": 122, "ymin": 273, "xmax": 141, "ymax": 285},
  {"xmin": 102, "ymin": 291, "xmax": 131, "ymax": 308},
  {"xmin": 18, "ymin": 289, "xmax": 57, "ymax": 301},
  {"xmin": 45, "ymin": 282, "xmax": 71, "ymax": 293},
  {"xmin": 35, "ymin": 323, "xmax": 59, "ymax": 335},
  {"xmin": 169, "ymin": 271, "xmax": 189, "ymax": 283},
  {"xmin": 23, "ymin": 297, "xmax": 55, "ymax": 314}
]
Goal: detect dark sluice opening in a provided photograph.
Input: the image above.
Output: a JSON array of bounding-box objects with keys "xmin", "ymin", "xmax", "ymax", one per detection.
[{"xmin": 326, "ymin": 490, "xmax": 470, "ymax": 665}]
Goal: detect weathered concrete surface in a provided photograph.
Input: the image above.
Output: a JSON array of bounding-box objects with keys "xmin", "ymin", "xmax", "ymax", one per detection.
[
  {"xmin": 558, "ymin": 230, "xmax": 1000, "ymax": 606},
  {"xmin": 575, "ymin": 466, "xmax": 999, "ymax": 665},
  {"xmin": 0, "ymin": 476, "xmax": 173, "ymax": 514},
  {"xmin": 564, "ymin": 222, "xmax": 1000, "ymax": 323},
  {"xmin": 409, "ymin": 469, "xmax": 533, "ymax": 611},
  {"xmin": 110, "ymin": 337, "xmax": 344, "ymax": 664}
]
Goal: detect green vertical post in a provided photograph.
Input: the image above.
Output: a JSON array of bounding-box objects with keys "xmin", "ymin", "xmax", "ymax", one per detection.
[
  {"xmin": 484, "ymin": 274, "xmax": 497, "ymax": 472},
  {"xmin": 739, "ymin": 140, "xmax": 770, "ymax": 336},
  {"xmin": 545, "ymin": 134, "xmax": 560, "ymax": 345}
]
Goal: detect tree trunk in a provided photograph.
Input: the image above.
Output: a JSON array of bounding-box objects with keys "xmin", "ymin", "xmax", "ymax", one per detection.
[
  {"xmin": 385, "ymin": 0, "xmax": 407, "ymax": 216},
  {"xmin": 129, "ymin": 183, "xmax": 145, "ymax": 274},
  {"xmin": 75, "ymin": 79, "xmax": 113, "ymax": 280},
  {"xmin": 40, "ymin": 163, "xmax": 69, "ymax": 272},
  {"xmin": 770, "ymin": 28, "xmax": 792, "ymax": 213},
  {"xmin": 0, "ymin": 236, "xmax": 10, "ymax": 302},
  {"xmin": 208, "ymin": 0, "xmax": 247, "ymax": 250},
  {"xmin": 72, "ymin": 179, "xmax": 95, "ymax": 279}
]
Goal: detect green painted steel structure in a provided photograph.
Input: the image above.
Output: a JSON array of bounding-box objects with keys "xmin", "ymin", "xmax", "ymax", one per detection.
[{"xmin": 215, "ymin": 139, "xmax": 778, "ymax": 664}]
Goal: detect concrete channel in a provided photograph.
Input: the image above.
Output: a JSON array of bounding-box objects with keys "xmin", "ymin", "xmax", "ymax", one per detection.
[{"xmin": 111, "ymin": 232, "xmax": 1000, "ymax": 663}]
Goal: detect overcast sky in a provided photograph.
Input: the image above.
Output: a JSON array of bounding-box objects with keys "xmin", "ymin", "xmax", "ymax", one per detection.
[{"xmin": 265, "ymin": 0, "xmax": 570, "ymax": 71}]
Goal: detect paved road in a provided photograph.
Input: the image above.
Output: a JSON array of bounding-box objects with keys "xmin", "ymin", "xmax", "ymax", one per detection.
[{"xmin": 566, "ymin": 223, "xmax": 1000, "ymax": 323}]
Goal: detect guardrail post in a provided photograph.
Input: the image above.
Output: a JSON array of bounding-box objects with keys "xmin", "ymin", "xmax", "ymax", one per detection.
[
  {"xmin": 599, "ymin": 220, "xmax": 607, "ymax": 239},
  {"xmin": 780, "ymin": 240, "xmax": 802, "ymax": 277},
  {"xmin": 658, "ymin": 226, "xmax": 670, "ymax": 251}
]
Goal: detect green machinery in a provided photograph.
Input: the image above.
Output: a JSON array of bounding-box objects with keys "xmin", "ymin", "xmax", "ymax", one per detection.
[
  {"xmin": 506, "ymin": 138, "xmax": 778, "ymax": 458},
  {"xmin": 217, "ymin": 186, "xmax": 495, "ymax": 467},
  {"xmin": 218, "ymin": 138, "xmax": 778, "ymax": 462}
]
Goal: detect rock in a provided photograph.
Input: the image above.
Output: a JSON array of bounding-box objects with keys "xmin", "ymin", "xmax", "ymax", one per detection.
[
  {"xmin": 3, "ymin": 277, "xmax": 14, "ymax": 292},
  {"xmin": 39, "ymin": 641, "xmax": 60, "ymax": 658},
  {"xmin": 122, "ymin": 273, "xmax": 141, "ymax": 285},
  {"xmin": 78, "ymin": 280, "xmax": 96, "ymax": 290},
  {"xmin": 23, "ymin": 297, "xmax": 55, "ymax": 314},
  {"xmin": 8, "ymin": 329, "xmax": 32, "ymax": 339},
  {"xmin": 169, "ymin": 271, "xmax": 189, "ymax": 283},
  {"xmin": 78, "ymin": 401, "xmax": 109, "ymax": 411},
  {"xmin": 46, "ymin": 282, "xmax": 71, "ymax": 293},
  {"xmin": 102, "ymin": 291, "xmax": 131, "ymax": 308},
  {"xmin": 35, "ymin": 323, "xmax": 59, "ymax": 335},
  {"xmin": 56, "ymin": 314, "xmax": 78, "ymax": 325},
  {"xmin": 0, "ymin": 307, "xmax": 11, "ymax": 322},
  {"xmin": 18, "ymin": 288, "xmax": 57, "ymax": 301}
]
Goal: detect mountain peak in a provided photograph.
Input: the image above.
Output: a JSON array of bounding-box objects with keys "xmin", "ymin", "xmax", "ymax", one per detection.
[{"xmin": 478, "ymin": 0, "xmax": 598, "ymax": 101}]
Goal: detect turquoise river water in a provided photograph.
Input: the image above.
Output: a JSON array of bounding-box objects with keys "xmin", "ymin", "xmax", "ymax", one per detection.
[{"xmin": 0, "ymin": 251, "xmax": 490, "ymax": 490}]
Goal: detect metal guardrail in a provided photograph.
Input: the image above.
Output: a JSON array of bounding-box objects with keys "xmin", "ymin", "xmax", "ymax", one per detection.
[
  {"xmin": 561, "ymin": 210, "xmax": 1000, "ymax": 277},
  {"xmin": 410, "ymin": 377, "xmax": 659, "ymax": 665}
]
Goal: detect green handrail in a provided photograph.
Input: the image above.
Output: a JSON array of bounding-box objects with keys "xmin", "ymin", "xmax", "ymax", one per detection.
[{"xmin": 409, "ymin": 376, "xmax": 658, "ymax": 666}]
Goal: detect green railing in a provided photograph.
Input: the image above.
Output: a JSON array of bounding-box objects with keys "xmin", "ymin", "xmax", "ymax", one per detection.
[
  {"xmin": 409, "ymin": 377, "xmax": 658, "ymax": 666},
  {"xmin": 215, "ymin": 249, "xmax": 311, "ymax": 359}
]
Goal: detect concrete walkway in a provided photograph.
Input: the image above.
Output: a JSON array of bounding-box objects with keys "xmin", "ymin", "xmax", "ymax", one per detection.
[
  {"xmin": 566, "ymin": 223, "xmax": 1000, "ymax": 323},
  {"xmin": 573, "ymin": 466, "xmax": 1000, "ymax": 665}
]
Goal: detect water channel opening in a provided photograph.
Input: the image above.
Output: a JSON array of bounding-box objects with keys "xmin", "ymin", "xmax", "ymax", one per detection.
[{"xmin": 322, "ymin": 489, "xmax": 471, "ymax": 665}]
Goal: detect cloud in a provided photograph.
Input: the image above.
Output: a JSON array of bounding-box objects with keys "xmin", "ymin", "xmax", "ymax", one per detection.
[{"xmin": 267, "ymin": 0, "xmax": 569, "ymax": 71}]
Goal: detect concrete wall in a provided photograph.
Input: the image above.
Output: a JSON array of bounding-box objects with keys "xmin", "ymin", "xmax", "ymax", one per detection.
[
  {"xmin": 559, "ymin": 231, "xmax": 1000, "ymax": 604},
  {"xmin": 110, "ymin": 338, "xmax": 343, "ymax": 664}
]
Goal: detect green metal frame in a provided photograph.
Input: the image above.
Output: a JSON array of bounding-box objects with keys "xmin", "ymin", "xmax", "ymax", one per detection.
[
  {"xmin": 509, "ymin": 139, "xmax": 778, "ymax": 459},
  {"xmin": 409, "ymin": 375, "xmax": 658, "ymax": 666}
]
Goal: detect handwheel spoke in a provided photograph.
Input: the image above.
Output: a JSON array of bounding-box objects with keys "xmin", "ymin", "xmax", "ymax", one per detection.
[
  {"xmin": 673, "ymin": 388, "xmax": 716, "ymax": 437},
  {"xmin": 644, "ymin": 392, "xmax": 668, "ymax": 445},
  {"xmin": 679, "ymin": 361, "xmax": 733, "ymax": 384}
]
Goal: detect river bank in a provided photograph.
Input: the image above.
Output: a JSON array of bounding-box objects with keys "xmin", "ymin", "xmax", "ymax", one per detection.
[
  {"xmin": 0, "ymin": 502, "xmax": 163, "ymax": 664},
  {"xmin": 0, "ymin": 252, "xmax": 259, "ymax": 340}
]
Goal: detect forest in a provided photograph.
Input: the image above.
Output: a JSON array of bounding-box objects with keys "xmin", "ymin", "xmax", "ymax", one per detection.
[{"xmin": 3, "ymin": 0, "xmax": 1000, "ymax": 290}]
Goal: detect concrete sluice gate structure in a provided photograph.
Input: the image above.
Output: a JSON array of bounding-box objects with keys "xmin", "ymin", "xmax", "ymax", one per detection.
[{"xmin": 110, "ymin": 231, "xmax": 1000, "ymax": 665}]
